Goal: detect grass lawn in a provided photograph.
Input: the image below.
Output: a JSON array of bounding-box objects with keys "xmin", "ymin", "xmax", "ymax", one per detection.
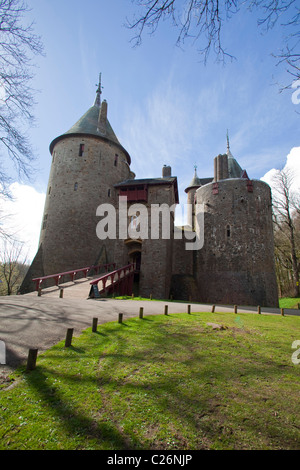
[
  {"xmin": 0, "ymin": 311, "xmax": 299, "ymax": 450},
  {"xmin": 279, "ymin": 297, "xmax": 300, "ymax": 309}
]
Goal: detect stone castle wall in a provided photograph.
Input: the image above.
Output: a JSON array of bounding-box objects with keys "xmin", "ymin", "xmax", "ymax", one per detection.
[{"xmin": 194, "ymin": 178, "xmax": 278, "ymax": 307}]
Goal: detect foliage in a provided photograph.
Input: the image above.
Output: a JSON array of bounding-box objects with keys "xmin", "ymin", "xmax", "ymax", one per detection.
[
  {"xmin": 0, "ymin": 0, "xmax": 43, "ymax": 196},
  {"xmin": 271, "ymin": 168, "xmax": 300, "ymax": 297},
  {"xmin": 0, "ymin": 311, "xmax": 299, "ymax": 450},
  {"xmin": 0, "ymin": 239, "xmax": 28, "ymax": 295}
]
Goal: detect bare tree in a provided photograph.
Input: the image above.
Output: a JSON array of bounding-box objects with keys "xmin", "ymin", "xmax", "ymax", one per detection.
[
  {"xmin": 0, "ymin": 239, "xmax": 28, "ymax": 295},
  {"xmin": 0, "ymin": 0, "xmax": 43, "ymax": 196},
  {"xmin": 127, "ymin": 0, "xmax": 238, "ymax": 63},
  {"xmin": 127, "ymin": 0, "xmax": 300, "ymax": 80},
  {"xmin": 272, "ymin": 167, "xmax": 300, "ymax": 297}
]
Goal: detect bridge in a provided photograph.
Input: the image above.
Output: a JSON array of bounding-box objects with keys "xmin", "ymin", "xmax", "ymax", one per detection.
[{"xmin": 30, "ymin": 263, "xmax": 135, "ymax": 300}]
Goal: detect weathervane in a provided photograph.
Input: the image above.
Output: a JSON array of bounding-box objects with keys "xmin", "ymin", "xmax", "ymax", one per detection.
[
  {"xmin": 226, "ymin": 129, "xmax": 230, "ymax": 152},
  {"xmin": 94, "ymin": 73, "xmax": 103, "ymax": 107},
  {"xmin": 96, "ymin": 73, "xmax": 103, "ymax": 94}
]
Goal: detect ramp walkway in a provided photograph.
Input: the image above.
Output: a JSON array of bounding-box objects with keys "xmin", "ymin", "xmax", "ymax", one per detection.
[
  {"xmin": 26, "ymin": 275, "xmax": 100, "ymax": 299},
  {"xmin": 30, "ymin": 263, "xmax": 135, "ymax": 300}
]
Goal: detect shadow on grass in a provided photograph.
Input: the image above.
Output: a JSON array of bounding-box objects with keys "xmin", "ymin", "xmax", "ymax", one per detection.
[
  {"xmin": 25, "ymin": 363, "xmax": 142, "ymax": 450},
  {"xmin": 22, "ymin": 316, "xmax": 300, "ymax": 450}
]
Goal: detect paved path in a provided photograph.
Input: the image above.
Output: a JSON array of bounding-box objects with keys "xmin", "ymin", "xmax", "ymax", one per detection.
[{"xmin": 0, "ymin": 280, "xmax": 299, "ymax": 375}]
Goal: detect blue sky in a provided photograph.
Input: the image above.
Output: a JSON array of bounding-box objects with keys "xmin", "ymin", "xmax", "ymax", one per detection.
[{"xmin": 1, "ymin": 0, "xmax": 300, "ymax": 261}]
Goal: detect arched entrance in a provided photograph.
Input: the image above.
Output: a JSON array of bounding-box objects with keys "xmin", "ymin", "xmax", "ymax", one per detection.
[{"xmin": 125, "ymin": 239, "xmax": 142, "ymax": 296}]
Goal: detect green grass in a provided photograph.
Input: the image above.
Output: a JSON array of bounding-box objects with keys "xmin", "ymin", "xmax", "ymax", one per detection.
[
  {"xmin": 110, "ymin": 294, "xmax": 173, "ymax": 301},
  {"xmin": 279, "ymin": 297, "xmax": 300, "ymax": 309},
  {"xmin": 0, "ymin": 311, "xmax": 300, "ymax": 450},
  {"xmin": 115, "ymin": 295, "xmax": 300, "ymax": 309}
]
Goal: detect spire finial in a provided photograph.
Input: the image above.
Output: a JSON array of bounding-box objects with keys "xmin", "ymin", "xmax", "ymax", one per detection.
[
  {"xmin": 226, "ymin": 129, "xmax": 234, "ymax": 158},
  {"xmin": 94, "ymin": 73, "xmax": 103, "ymax": 107}
]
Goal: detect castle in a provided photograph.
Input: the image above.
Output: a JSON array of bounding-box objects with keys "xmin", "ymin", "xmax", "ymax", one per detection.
[{"xmin": 21, "ymin": 77, "xmax": 279, "ymax": 307}]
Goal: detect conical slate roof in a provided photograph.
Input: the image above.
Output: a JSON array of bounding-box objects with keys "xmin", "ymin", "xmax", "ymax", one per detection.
[
  {"xmin": 226, "ymin": 132, "xmax": 245, "ymax": 179},
  {"xmin": 227, "ymin": 153, "xmax": 243, "ymax": 178},
  {"xmin": 63, "ymin": 102, "xmax": 121, "ymax": 146},
  {"xmin": 185, "ymin": 167, "xmax": 202, "ymax": 192},
  {"xmin": 49, "ymin": 81, "xmax": 131, "ymax": 164}
]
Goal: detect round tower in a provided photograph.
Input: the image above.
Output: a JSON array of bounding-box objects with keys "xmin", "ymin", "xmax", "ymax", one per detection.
[
  {"xmin": 195, "ymin": 145, "xmax": 278, "ymax": 307},
  {"xmin": 21, "ymin": 77, "xmax": 132, "ymax": 291},
  {"xmin": 184, "ymin": 166, "xmax": 202, "ymax": 229}
]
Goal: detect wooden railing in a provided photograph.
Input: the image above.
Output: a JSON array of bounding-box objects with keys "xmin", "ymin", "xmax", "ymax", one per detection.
[
  {"xmin": 32, "ymin": 263, "xmax": 116, "ymax": 291},
  {"xmin": 89, "ymin": 263, "xmax": 135, "ymax": 298}
]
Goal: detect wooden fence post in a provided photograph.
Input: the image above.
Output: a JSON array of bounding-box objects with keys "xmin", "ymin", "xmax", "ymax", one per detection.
[
  {"xmin": 164, "ymin": 305, "xmax": 168, "ymax": 315},
  {"xmin": 258, "ymin": 306, "xmax": 261, "ymax": 314},
  {"xmin": 59, "ymin": 288, "xmax": 64, "ymax": 298},
  {"xmin": 187, "ymin": 305, "xmax": 191, "ymax": 314},
  {"xmin": 92, "ymin": 318, "xmax": 98, "ymax": 332},
  {"xmin": 118, "ymin": 313, "xmax": 123, "ymax": 324},
  {"xmin": 139, "ymin": 307, "xmax": 144, "ymax": 319},
  {"xmin": 65, "ymin": 328, "xmax": 74, "ymax": 347},
  {"xmin": 281, "ymin": 308, "xmax": 285, "ymax": 316},
  {"xmin": 234, "ymin": 305, "xmax": 237, "ymax": 314},
  {"xmin": 26, "ymin": 348, "xmax": 38, "ymax": 371},
  {"xmin": 211, "ymin": 305, "xmax": 215, "ymax": 313}
]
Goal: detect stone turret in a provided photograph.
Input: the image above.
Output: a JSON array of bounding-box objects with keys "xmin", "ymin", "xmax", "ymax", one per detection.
[
  {"xmin": 185, "ymin": 166, "xmax": 202, "ymax": 229},
  {"xmin": 20, "ymin": 76, "xmax": 132, "ymax": 292},
  {"xmin": 194, "ymin": 141, "xmax": 278, "ymax": 307}
]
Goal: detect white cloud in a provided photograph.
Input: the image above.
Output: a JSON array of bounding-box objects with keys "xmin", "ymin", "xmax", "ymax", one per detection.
[
  {"xmin": 0, "ymin": 183, "xmax": 45, "ymax": 262},
  {"xmin": 124, "ymin": 82, "xmax": 194, "ymax": 179},
  {"xmin": 261, "ymin": 146, "xmax": 300, "ymax": 195},
  {"xmin": 285, "ymin": 147, "xmax": 300, "ymax": 192}
]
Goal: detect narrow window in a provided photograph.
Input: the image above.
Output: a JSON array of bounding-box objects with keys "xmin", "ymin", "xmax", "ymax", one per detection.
[
  {"xmin": 108, "ymin": 189, "xmax": 111, "ymax": 197},
  {"xmin": 227, "ymin": 225, "xmax": 231, "ymax": 238},
  {"xmin": 42, "ymin": 214, "xmax": 48, "ymax": 230},
  {"xmin": 79, "ymin": 144, "xmax": 85, "ymax": 156},
  {"xmin": 114, "ymin": 154, "xmax": 118, "ymax": 167},
  {"xmin": 48, "ymin": 186, "xmax": 51, "ymax": 195},
  {"xmin": 74, "ymin": 182, "xmax": 78, "ymax": 191}
]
